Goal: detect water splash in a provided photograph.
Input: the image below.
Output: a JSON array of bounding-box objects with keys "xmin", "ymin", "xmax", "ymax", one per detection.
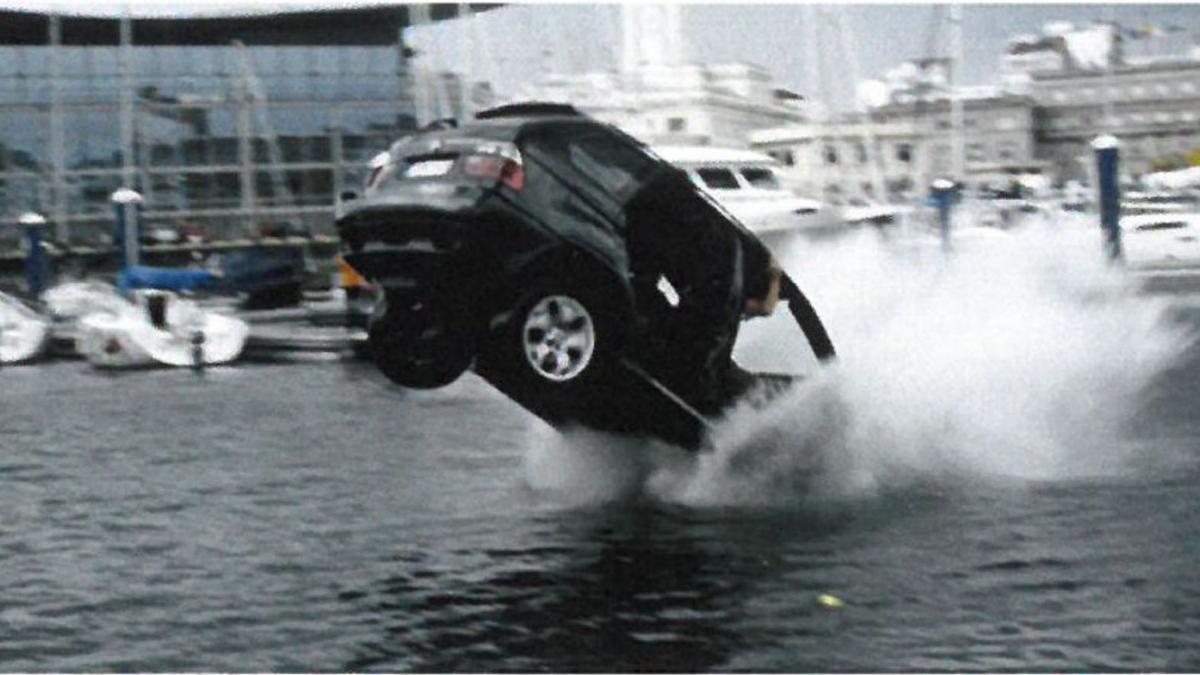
[{"xmin": 525, "ymin": 221, "xmax": 1193, "ymax": 509}]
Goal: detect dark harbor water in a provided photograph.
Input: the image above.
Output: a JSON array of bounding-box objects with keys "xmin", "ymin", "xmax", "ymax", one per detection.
[{"xmin": 4, "ymin": 227, "xmax": 1200, "ymax": 672}]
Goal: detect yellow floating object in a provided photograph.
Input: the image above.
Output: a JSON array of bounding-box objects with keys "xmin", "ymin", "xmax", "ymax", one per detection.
[{"xmin": 817, "ymin": 593, "xmax": 844, "ymax": 609}]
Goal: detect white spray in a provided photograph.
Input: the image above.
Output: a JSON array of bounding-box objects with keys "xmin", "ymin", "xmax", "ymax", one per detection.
[{"xmin": 525, "ymin": 221, "xmax": 1193, "ymax": 509}]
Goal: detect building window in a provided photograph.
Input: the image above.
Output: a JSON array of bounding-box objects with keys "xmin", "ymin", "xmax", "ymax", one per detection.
[
  {"xmin": 1183, "ymin": 111, "xmax": 1197, "ymax": 122},
  {"xmin": 1080, "ymin": 87, "xmax": 1095, "ymax": 99},
  {"xmin": 824, "ymin": 145, "xmax": 839, "ymax": 165},
  {"xmin": 1156, "ymin": 83, "xmax": 1171, "ymax": 96},
  {"xmin": 855, "ymin": 143, "xmax": 867, "ymax": 164},
  {"xmin": 896, "ymin": 143, "xmax": 912, "ymax": 163},
  {"xmin": 996, "ymin": 117, "xmax": 1017, "ymax": 130},
  {"xmin": 667, "ymin": 117, "xmax": 686, "ymax": 132},
  {"xmin": 966, "ymin": 142, "xmax": 986, "ymax": 163},
  {"xmin": 1052, "ymin": 91, "xmax": 1068, "ymax": 103},
  {"xmin": 931, "ymin": 144, "xmax": 951, "ymax": 172},
  {"xmin": 1132, "ymin": 85, "xmax": 1146, "ymax": 98},
  {"xmin": 782, "ymin": 150, "xmax": 796, "ymax": 166},
  {"xmin": 1183, "ymin": 82, "xmax": 1197, "ymax": 95}
]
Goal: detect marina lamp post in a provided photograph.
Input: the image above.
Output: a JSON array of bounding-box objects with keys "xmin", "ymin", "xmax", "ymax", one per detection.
[
  {"xmin": 1092, "ymin": 135, "xmax": 1122, "ymax": 262},
  {"xmin": 17, "ymin": 212, "xmax": 49, "ymax": 298},
  {"xmin": 111, "ymin": 188, "xmax": 144, "ymax": 269},
  {"xmin": 930, "ymin": 178, "xmax": 957, "ymax": 252}
]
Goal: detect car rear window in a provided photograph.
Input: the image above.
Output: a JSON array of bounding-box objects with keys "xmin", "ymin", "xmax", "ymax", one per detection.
[
  {"xmin": 696, "ymin": 168, "xmax": 740, "ymax": 190},
  {"xmin": 740, "ymin": 167, "xmax": 780, "ymax": 189}
]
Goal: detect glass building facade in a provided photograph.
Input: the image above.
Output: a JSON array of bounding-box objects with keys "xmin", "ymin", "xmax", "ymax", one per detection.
[{"xmin": 0, "ymin": 5, "xmax": 484, "ymax": 251}]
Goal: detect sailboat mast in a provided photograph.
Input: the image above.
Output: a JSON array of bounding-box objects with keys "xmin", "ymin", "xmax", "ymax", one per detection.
[
  {"xmin": 836, "ymin": 8, "xmax": 887, "ymax": 203},
  {"xmin": 1102, "ymin": 4, "xmax": 1116, "ymax": 128},
  {"xmin": 949, "ymin": 3, "xmax": 965, "ymax": 182},
  {"xmin": 803, "ymin": 4, "xmax": 821, "ymax": 200}
]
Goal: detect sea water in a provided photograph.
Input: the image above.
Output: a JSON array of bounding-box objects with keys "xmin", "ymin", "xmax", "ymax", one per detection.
[{"xmin": 527, "ymin": 220, "xmax": 1192, "ymax": 507}]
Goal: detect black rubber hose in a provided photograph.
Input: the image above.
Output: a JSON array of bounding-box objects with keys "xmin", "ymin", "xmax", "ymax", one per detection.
[{"xmin": 779, "ymin": 273, "xmax": 836, "ymax": 363}]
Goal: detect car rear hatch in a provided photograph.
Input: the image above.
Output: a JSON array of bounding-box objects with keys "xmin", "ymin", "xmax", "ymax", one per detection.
[{"xmin": 337, "ymin": 135, "xmax": 527, "ymax": 286}]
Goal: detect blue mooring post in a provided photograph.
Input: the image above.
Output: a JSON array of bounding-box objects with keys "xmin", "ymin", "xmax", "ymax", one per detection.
[
  {"xmin": 930, "ymin": 178, "xmax": 956, "ymax": 253},
  {"xmin": 17, "ymin": 212, "xmax": 48, "ymax": 298},
  {"xmin": 111, "ymin": 188, "xmax": 144, "ymax": 270},
  {"xmin": 1092, "ymin": 135, "xmax": 1122, "ymax": 262}
]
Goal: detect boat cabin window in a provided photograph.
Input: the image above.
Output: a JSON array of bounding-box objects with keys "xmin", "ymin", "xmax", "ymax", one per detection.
[
  {"xmin": 1134, "ymin": 221, "xmax": 1188, "ymax": 232},
  {"xmin": 740, "ymin": 167, "xmax": 781, "ymax": 190},
  {"xmin": 695, "ymin": 167, "xmax": 740, "ymax": 190}
]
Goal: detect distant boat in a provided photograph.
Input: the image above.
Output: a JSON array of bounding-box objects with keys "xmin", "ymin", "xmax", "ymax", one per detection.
[
  {"xmin": 45, "ymin": 283, "xmax": 248, "ymax": 368},
  {"xmin": 0, "ymin": 291, "xmax": 50, "ymax": 364},
  {"xmin": 651, "ymin": 145, "xmax": 842, "ymax": 235}
]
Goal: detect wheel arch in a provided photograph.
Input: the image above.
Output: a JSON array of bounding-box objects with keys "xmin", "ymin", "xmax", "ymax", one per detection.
[{"xmin": 493, "ymin": 244, "xmax": 636, "ymax": 332}]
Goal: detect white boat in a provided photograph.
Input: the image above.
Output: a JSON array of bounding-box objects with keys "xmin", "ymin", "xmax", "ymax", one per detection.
[
  {"xmin": 1120, "ymin": 212, "xmax": 1200, "ymax": 269},
  {"xmin": 841, "ymin": 203, "xmax": 911, "ymax": 227},
  {"xmin": 0, "ymin": 291, "xmax": 50, "ymax": 364},
  {"xmin": 70, "ymin": 288, "xmax": 248, "ymax": 368},
  {"xmin": 44, "ymin": 280, "xmax": 131, "ymax": 322},
  {"xmin": 652, "ymin": 145, "xmax": 842, "ymax": 235}
]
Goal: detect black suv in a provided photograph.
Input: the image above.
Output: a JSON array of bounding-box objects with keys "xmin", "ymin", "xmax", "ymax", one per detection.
[{"xmin": 337, "ymin": 103, "xmax": 834, "ymax": 449}]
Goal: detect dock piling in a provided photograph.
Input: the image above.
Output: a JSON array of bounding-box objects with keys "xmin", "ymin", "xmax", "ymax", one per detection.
[
  {"xmin": 111, "ymin": 188, "xmax": 144, "ymax": 270},
  {"xmin": 1092, "ymin": 135, "xmax": 1122, "ymax": 262},
  {"xmin": 18, "ymin": 212, "xmax": 49, "ymax": 298},
  {"xmin": 930, "ymin": 178, "xmax": 956, "ymax": 253}
]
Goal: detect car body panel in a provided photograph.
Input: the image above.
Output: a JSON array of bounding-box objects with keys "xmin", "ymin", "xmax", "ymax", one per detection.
[{"xmin": 335, "ymin": 108, "xmax": 803, "ymax": 449}]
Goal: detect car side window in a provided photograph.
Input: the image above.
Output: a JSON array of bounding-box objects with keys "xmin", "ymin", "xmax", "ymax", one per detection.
[
  {"xmin": 528, "ymin": 126, "xmax": 659, "ymax": 205},
  {"xmin": 566, "ymin": 132, "xmax": 659, "ymax": 203}
]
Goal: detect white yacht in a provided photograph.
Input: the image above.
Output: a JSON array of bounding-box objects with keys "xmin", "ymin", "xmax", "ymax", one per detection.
[
  {"xmin": 0, "ymin": 291, "xmax": 50, "ymax": 364},
  {"xmin": 46, "ymin": 282, "xmax": 248, "ymax": 368},
  {"xmin": 652, "ymin": 145, "xmax": 841, "ymax": 236}
]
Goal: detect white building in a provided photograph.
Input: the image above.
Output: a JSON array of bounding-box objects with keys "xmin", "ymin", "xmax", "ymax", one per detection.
[
  {"xmin": 1005, "ymin": 22, "xmax": 1200, "ymax": 182},
  {"xmin": 753, "ymin": 63, "xmax": 1044, "ymax": 203},
  {"xmin": 509, "ymin": 5, "xmax": 806, "ymax": 148},
  {"xmin": 517, "ymin": 62, "xmax": 807, "ymax": 148}
]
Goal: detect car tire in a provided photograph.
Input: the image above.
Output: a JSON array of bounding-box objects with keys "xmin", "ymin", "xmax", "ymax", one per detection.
[
  {"xmin": 368, "ymin": 289, "xmax": 474, "ymax": 389},
  {"xmin": 479, "ymin": 280, "xmax": 626, "ymax": 415}
]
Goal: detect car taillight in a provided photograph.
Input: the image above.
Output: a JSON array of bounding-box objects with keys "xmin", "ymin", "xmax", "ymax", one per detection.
[{"xmin": 462, "ymin": 153, "xmax": 525, "ymax": 191}]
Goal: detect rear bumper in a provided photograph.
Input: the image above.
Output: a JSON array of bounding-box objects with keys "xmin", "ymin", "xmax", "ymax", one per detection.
[{"xmin": 337, "ymin": 204, "xmax": 477, "ymax": 290}]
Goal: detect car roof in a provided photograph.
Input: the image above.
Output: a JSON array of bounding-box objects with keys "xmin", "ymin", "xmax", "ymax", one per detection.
[{"xmin": 475, "ymin": 102, "xmax": 583, "ymax": 120}]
